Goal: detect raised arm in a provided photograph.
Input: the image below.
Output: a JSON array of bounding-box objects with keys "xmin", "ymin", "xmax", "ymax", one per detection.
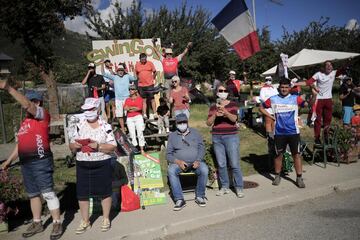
[
  {"xmin": 177, "ymin": 42, "xmax": 192, "ymax": 61},
  {"xmin": 151, "ymin": 38, "xmax": 162, "ymax": 60},
  {"xmin": 0, "ymin": 80, "xmax": 38, "ymax": 116}
]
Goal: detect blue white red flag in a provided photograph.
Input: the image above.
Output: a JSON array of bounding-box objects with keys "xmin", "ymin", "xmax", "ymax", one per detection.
[{"xmin": 211, "ymin": 0, "xmax": 260, "ymax": 60}]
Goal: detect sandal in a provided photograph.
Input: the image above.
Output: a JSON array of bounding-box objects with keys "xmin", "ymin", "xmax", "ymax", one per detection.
[
  {"xmin": 101, "ymin": 218, "xmax": 111, "ymax": 232},
  {"xmin": 75, "ymin": 220, "xmax": 91, "ymax": 234}
]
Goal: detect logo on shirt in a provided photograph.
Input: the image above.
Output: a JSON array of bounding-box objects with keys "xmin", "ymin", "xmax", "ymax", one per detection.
[{"xmin": 36, "ymin": 134, "xmax": 45, "ymax": 158}]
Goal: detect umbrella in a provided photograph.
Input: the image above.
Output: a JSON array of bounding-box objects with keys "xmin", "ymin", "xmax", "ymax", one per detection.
[{"xmin": 261, "ymin": 49, "xmax": 360, "ymax": 76}]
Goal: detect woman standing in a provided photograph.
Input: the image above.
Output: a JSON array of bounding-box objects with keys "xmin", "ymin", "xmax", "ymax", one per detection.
[
  {"xmin": 124, "ymin": 85, "xmax": 146, "ymax": 154},
  {"xmin": 206, "ymin": 85, "xmax": 244, "ymax": 198},
  {"xmin": 69, "ymin": 98, "xmax": 117, "ymax": 234},
  {"xmin": 169, "ymin": 76, "xmax": 190, "ymax": 118}
]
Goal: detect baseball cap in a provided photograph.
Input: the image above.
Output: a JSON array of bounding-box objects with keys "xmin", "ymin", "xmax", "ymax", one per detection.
[
  {"xmin": 88, "ymin": 63, "xmax": 95, "ymax": 68},
  {"xmin": 176, "ymin": 113, "xmax": 188, "ymax": 123},
  {"xmin": 104, "ymin": 59, "xmax": 111, "ymax": 63},
  {"xmin": 229, "ymin": 70, "xmax": 236, "ymax": 75},
  {"xmin": 117, "ymin": 65, "xmax": 125, "ymax": 71},
  {"xmin": 81, "ymin": 98, "xmax": 100, "ymax": 110},
  {"xmin": 25, "ymin": 90, "xmax": 43, "ymax": 101},
  {"xmin": 165, "ymin": 48, "xmax": 173, "ymax": 54}
]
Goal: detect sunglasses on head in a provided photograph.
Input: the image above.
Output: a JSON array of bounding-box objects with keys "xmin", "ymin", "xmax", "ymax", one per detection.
[{"xmin": 218, "ymin": 89, "xmax": 227, "ymax": 93}]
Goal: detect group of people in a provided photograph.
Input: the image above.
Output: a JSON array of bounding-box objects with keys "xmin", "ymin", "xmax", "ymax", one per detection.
[{"xmin": 0, "ymin": 51, "xmax": 357, "ymax": 239}]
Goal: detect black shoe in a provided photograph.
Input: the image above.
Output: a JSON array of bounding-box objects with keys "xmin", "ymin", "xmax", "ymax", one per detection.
[
  {"xmin": 195, "ymin": 197, "xmax": 206, "ymax": 207},
  {"xmin": 314, "ymin": 139, "xmax": 322, "ymax": 145},
  {"xmin": 173, "ymin": 199, "xmax": 186, "ymax": 211}
]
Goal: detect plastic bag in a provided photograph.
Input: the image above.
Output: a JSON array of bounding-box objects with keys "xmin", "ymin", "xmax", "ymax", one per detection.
[{"xmin": 121, "ymin": 185, "xmax": 140, "ymax": 212}]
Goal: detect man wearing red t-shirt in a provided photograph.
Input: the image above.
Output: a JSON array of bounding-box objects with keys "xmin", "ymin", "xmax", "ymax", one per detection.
[
  {"xmin": 152, "ymin": 39, "xmax": 192, "ymax": 99},
  {"xmin": 135, "ymin": 53, "xmax": 157, "ymax": 118},
  {"xmin": 124, "ymin": 85, "xmax": 145, "ymax": 154},
  {"xmin": 0, "ymin": 81, "xmax": 62, "ymax": 239}
]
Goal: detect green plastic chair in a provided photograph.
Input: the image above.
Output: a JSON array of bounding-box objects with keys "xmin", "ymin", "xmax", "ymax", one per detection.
[{"xmin": 311, "ymin": 125, "xmax": 340, "ymax": 168}]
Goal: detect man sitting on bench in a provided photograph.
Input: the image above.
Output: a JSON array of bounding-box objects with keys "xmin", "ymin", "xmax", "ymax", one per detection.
[{"xmin": 166, "ymin": 113, "xmax": 208, "ymax": 211}]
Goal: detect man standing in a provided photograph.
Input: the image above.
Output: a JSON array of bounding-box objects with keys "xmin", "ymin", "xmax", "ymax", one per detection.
[
  {"xmin": 298, "ymin": 61, "xmax": 345, "ymax": 144},
  {"xmin": 0, "ymin": 81, "xmax": 62, "ymax": 239},
  {"xmin": 101, "ymin": 63, "xmax": 137, "ymax": 132},
  {"xmin": 135, "ymin": 53, "xmax": 157, "ymax": 118},
  {"xmin": 81, "ymin": 62, "xmax": 107, "ymax": 121},
  {"xmin": 339, "ymin": 76, "xmax": 356, "ymax": 126},
  {"xmin": 167, "ymin": 114, "xmax": 208, "ymax": 211},
  {"xmin": 103, "ymin": 59, "xmax": 116, "ymax": 121},
  {"xmin": 152, "ymin": 39, "xmax": 192, "ymax": 99},
  {"xmin": 260, "ymin": 78, "xmax": 308, "ymax": 188},
  {"xmin": 226, "ymin": 70, "xmax": 241, "ymax": 102}
]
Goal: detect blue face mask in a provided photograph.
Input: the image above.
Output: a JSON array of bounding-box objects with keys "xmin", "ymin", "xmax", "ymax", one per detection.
[{"xmin": 176, "ymin": 123, "xmax": 188, "ymax": 132}]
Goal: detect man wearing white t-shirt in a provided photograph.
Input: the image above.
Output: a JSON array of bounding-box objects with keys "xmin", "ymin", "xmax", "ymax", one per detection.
[{"xmin": 304, "ymin": 61, "xmax": 345, "ymax": 143}]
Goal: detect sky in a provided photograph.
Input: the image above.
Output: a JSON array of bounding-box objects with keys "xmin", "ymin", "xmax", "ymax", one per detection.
[{"xmin": 64, "ymin": 0, "xmax": 360, "ymax": 40}]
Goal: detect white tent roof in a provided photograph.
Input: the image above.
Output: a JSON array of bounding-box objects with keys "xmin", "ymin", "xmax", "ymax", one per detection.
[{"xmin": 262, "ymin": 49, "xmax": 360, "ymax": 76}]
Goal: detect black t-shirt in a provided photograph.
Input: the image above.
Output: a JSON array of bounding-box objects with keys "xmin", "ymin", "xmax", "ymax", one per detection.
[
  {"xmin": 87, "ymin": 74, "xmax": 105, "ymax": 97},
  {"xmin": 340, "ymin": 83, "xmax": 355, "ymax": 107},
  {"xmin": 157, "ymin": 105, "xmax": 170, "ymax": 116}
]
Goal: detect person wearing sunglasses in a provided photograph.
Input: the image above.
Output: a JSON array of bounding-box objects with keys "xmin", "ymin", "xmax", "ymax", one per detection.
[
  {"xmin": 206, "ymin": 84, "xmax": 244, "ymax": 198},
  {"xmin": 152, "ymin": 38, "xmax": 192, "ymax": 100},
  {"xmin": 169, "ymin": 75, "xmax": 190, "ymax": 118},
  {"xmin": 167, "ymin": 113, "xmax": 208, "ymax": 211}
]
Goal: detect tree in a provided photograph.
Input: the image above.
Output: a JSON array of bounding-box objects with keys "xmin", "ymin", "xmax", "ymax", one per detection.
[{"xmin": 0, "ymin": 0, "xmax": 91, "ymax": 117}]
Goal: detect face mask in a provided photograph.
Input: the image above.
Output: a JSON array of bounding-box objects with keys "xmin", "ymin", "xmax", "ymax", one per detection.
[
  {"xmin": 84, "ymin": 110, "xmax": 98, "ymax": 121},
  {"xmin": 265, "ymin": 80, "xmax": 272, "ymax": 85},
  {"xmin": 176, "ymin": 123, "xmax": 188, "ymax": 132},
  {"xmin": 217, "ymin": 92, "xmax": 228, "ymax": 100}
]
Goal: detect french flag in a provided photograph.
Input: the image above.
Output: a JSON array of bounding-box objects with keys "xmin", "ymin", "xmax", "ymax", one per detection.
[{"xmin": 212, "ymin": 0, "xmax": 260, "ymax": 60}]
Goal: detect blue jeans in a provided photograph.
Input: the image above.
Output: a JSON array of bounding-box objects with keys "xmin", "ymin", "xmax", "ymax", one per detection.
[
  {"xmin": 212, "ymin": 134, "xmax": 243, "ymax": 189},
  {"xmin": 21, "ymin": 157, "xmax": 54, "ymax": 198},
  {"xmin": 343, "ymin": 106, "xmax": 354, "ymax": 125},
  {"xmin": 168, "ymin": 162, "xmax": 208, "ymax": 201}
]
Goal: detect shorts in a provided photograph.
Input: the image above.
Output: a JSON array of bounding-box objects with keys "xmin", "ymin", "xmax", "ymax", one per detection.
[
  {"xmin": 20, "ymin": 157, "xmax": 54, "ymax": 198},
  {"xmin": 104, "ymin": 90, "xmax": 115, "ymax": 103},
  {"xmin": 274, "ymin": 134, "xmax": 300, "ymax": 155},
  {"xmin": 115, "ymin": 99, "xmax": 126, "ymax": 117},
  {"xmin": 343, "ymin": 106, "xmax": 354, "ymax": 125},
  {"xmin": 138, "ymin": 85, "xmax": 155, "ymax": 99}
]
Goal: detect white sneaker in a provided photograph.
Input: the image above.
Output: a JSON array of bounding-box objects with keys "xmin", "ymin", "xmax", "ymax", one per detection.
[
  {"xmin": 166, "ymin": 127, "xmax": 170, "ymax": 133},
  {"xmin": 158, "ymin": 129, "xmax": 162, "ymax": 134}
]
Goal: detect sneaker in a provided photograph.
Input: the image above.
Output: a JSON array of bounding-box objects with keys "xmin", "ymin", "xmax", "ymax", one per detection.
[
  {"xmin": 22, "ymin": 221, "xmax": 44, "ymax": 238},
  {"xmin": 50, "ymin": 222, "xmax": 63, "ymax": 240},
  {"xmin": 216, "ymin": 188, "xmax": 230, "ymax": 196},
  {"xmin": 101, "ymin": 218, "xmax": 111, "ymax": 232},
  {"xmin": 296, "ymin": 177, "xmax": 306, "ymax": 188},
  {"xmin": 235, "ymin": 188, "xmax": 245, "ymax": 198},
  {"xmin": 166, "ymin": 127, "xmax": 170, "ymax": 133},
  {"xmin": 173, "ymin": 199, "xmax": 186, "ymax": 211},
  {"xmin": 143, "ymin": 114, "xmax": 148, "ymax": 120},
  {"xmin": 314, "ymin": 138, "xmax": 322, "ymax": 145},
  {"xmin": 272, "ymin": 175, "xmax": 281, "ymax": 186},
  {"xmin": 195, "ymin": 197, "xmax": 206, "ymax": 207},
  {"xmin": 75, "ymin": 220, "xmax": 91, "ymax": 234},
  {"xmin": 158, "ymin": 129, "xmax": 162, "ymax": 134}
]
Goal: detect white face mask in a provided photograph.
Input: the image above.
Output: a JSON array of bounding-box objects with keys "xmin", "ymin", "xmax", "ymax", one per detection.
[
  {"xmin": 176, "ymin": 123, "xmax": 188, "ymax": 132},
  {"xmin": 265, "ymin": 80, "xmax": 272, "ymax": 85},
  {"xmin": 84, "ymin": 109, "xmax": 98, "ymax": 121},
  {"xmin": 217, "ymin": 92, "xmax": 228, "ymax": 100}
]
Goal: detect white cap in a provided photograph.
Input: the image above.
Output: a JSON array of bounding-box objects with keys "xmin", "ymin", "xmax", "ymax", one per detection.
[
  {"xmin": 88, "ymin": 62, "xmax": 95, "ymax": 68},
  {"xmin": 229, "ymin": 70, "xmax": 236, "ymax": 75},
  {"xmin": 165, "ymin": 48, "xmax": 173, "ymax": 54},
  {"xmin": 265, "ymin": 76, "xmax": 272, "ymax": 81},
  {"xmin": 291, "ymin": 78, "xmax": 298, "ymax": 83},
  {"xmin": 172, "ymin": 75, "xmax": 180, "ymax": 82},
  {"xmin": 81, "ymin": 98, "xmax": 100, "ymax": 110}
]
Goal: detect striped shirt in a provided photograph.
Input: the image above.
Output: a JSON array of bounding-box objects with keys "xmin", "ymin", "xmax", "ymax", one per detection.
[{"xmin": 208, "ymin": 101, "xmax": 239, "ymax": 135}]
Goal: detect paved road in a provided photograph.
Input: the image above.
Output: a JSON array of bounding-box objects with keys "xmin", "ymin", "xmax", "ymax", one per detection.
[{"xmin": 165, "ymin": 188, "xmax": 360, "ymax": 240}]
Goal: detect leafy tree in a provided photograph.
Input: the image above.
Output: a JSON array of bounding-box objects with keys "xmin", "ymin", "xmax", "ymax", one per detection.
[{"xmin": 0, "ymin": 0, "xmax": 91, "ymax": 117}]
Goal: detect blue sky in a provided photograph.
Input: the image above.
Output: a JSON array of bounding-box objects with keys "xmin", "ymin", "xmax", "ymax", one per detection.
[{"xmin": 65, "ymin": 0, "xmax": 359, "ymax": 39}]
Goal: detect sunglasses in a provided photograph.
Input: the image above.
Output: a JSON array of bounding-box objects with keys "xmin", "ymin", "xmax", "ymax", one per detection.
[
  {"xmin": 172, "ymin": 81, "xmax": 178, "ymax": 83},
  {"xmin": 218, "ymin": 89, "xmax": 228, "ymax": 93}
]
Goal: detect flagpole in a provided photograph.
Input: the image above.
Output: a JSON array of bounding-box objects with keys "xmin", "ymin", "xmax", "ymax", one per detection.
[{"xmin": 252, "ymin": 0, "xmax": 256, "ymax": 30}]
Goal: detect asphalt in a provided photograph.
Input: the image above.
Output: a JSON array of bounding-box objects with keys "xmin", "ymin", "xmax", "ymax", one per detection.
[{"xmin": 2, "ymin": 156, "xmax": 360, "ymax": 240}]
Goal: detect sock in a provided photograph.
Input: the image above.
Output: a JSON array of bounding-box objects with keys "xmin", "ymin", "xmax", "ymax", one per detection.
[
  {"xmin": 33, "ymin": 219, "xmax": 41, "ymax": 223},
  {"xmin": 53, "ymin": 219, "xmax": 61, "ymax": 223},
  {"xmin": 275, "ymin": 173, "xmax": 280, "ymax": 177},
  {"xmin": 297, "ymin": 174, "xmax": 302, "ymax": 178}
]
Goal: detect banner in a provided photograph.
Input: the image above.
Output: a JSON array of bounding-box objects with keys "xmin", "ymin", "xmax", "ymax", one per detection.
[{"xmin": 87, "ymin": 38, "xmax": 164, "ymax": 83}]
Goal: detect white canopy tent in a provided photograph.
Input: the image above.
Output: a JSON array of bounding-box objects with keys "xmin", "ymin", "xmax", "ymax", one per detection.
[{"xmin": 261, "ymin": 49, "xmax": 360, "ymax": 76}]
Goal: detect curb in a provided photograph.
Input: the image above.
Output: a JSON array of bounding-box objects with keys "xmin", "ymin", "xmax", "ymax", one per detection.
[{"xmin": 110, "ymin": 178, "xmax": 360, "ymax": 240}]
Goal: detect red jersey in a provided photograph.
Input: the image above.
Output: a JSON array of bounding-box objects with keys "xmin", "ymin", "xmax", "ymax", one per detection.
[
  {"xmin": 351, "ymin": 115, "xmax": 360, "ymax": 126},
  {"xmin": 162, "ymin": 58, "xmax": 179, "ymax": 79},
  {"xmin": 124, "ymin": 96, "xmax": 143, "ymax": 118},
  {"xmin": 17, "ymin": 108, "xmax": 52, "ymax": 162}
]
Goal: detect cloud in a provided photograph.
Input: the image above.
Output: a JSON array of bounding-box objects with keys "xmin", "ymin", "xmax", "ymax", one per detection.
[{"xmin": 64, "ymin": 0, "xmax": 136, "ymax": 36}]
